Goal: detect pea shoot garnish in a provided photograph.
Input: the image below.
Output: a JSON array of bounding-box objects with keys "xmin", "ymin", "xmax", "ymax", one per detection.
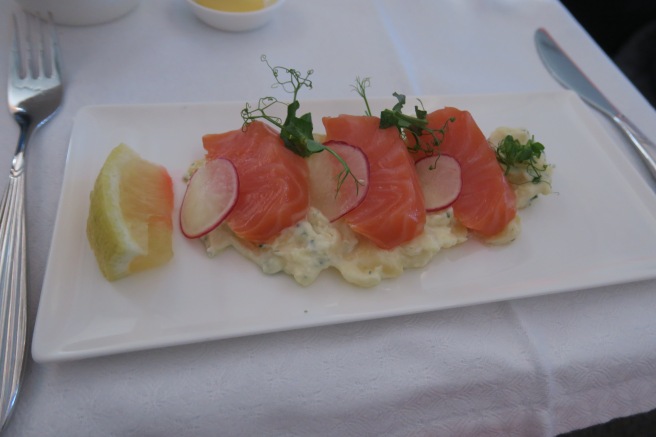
[
  {"xmin": 242, "ymin": 55, "xmax": 361, "ymax": 194},
  {"xmin": 353, "ymin": 77, "xmax": 454, "ymax": 156},
  {"xmin": 351, "ymin": 76, "xmax": 373, "ymax": 116},
  {"xmin": 495, "ymin": 134, "xmax": 548, "ymax": 184}
]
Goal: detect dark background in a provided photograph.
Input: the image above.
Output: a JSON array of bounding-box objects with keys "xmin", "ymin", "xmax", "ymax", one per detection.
[{"xmin": 561, "ymin": 0, "xmax": 656, "ymax": 108}]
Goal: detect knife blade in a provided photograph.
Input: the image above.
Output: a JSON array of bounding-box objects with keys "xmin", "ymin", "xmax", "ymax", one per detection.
[{"xmin": 535, "ymin": 27, "xmax": 656, "ymax": 180}]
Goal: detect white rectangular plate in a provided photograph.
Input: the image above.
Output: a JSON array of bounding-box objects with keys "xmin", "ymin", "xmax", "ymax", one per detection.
[{"xmin": 32, "ymin": 91, "xmax": 656, "ymax": 362}]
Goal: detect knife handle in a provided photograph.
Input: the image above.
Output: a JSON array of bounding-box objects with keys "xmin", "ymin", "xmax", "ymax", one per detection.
[{"xmin": 612, "ymin": 114, "xmax": 656, "ymax": 180}]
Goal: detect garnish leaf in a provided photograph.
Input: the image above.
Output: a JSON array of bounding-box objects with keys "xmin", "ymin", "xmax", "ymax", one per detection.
[
  {"xmin": 381, "ymin": 92, "xmax": 454, "ymax": 155},
  {"xmin": 242, "ymin": 56, "xmax": 362, "ymax": 193},
  {"xmin": 354, "ymin": 78, "xmax": 453, "ymax": 155},
  {"xmin": 495, "ymin": 134, "xmax": 548, "ymax": 184}
]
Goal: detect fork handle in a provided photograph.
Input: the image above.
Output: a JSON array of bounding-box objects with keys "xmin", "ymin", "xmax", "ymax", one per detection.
[{"xmin": 0, "ymin": 168, "xmax": 27, "ymax": 429}]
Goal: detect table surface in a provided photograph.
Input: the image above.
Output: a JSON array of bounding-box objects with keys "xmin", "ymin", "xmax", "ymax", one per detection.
[{"xmin": 2, "ymin": 0, "xmax": 656, "ymax": 435}]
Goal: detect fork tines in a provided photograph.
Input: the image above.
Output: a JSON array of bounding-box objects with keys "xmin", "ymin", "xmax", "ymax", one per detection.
[{"xmin": 11, "ymin": 11, "xmax": 60, "ymax": 81}]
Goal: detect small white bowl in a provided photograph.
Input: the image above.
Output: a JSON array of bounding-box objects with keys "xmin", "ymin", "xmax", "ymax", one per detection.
[
  {"xmin": 15, "ymin": 0, "xmax": 140, "ymax": 26},
  {"xmin": 186, "ymin": 0, "xmax": 285, "ymax": 32}
]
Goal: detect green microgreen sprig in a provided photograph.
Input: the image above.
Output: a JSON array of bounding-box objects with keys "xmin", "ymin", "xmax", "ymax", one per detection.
[
  {"xmin": 241, "ymin": 55, "xmax": 361, "ymax": 195},
  {"xmin": 353, "ymin": 77, "xmax": 454, "ymax": 155},
  {"xmin": 495, "ymin": 134, "xmax": 549, "ymax": 184},
  {"xmin": 351, "ymin": 76, "xmax": 373, "ymax": 116}
]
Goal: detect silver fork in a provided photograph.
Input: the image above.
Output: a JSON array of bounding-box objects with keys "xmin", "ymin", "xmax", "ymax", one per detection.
[{"xmin": 1, "ymin": 11, "xmax": 63, "ymax": 429}]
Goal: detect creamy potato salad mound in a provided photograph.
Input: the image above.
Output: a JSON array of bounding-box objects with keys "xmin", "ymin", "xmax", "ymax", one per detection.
[
  {"xmin": 197, "ymin": 127, "xmax": 553, "ymax": 288},
  {"xmin": 203, "ymin": 207, "xmax": 467, "ymax": 287}
]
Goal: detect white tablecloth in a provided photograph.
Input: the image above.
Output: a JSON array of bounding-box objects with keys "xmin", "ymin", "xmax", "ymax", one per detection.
[{"xmin": 2, "ymin": 0, "xmax": 656, "ymax": 435}]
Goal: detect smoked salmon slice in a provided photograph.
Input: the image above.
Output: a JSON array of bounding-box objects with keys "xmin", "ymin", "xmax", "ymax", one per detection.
[
  {"xmin": 202, "ymin": 121, "xmax": 309, "ymax": 243},
  {"xmin": 412, "ymin": 108, "xmax": 516, "ymax": 236},
  {"xmin": 323, "ymin": 115, "xmax": 426, "ymax": 249}
]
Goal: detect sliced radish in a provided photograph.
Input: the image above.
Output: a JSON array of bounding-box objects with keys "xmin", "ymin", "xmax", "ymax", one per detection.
[
  {"xmin": 180, "ymin": 158, "xmax": 239, "ymax": 238},
  {"xmin": 307, "ymin": 141, "xmax": 370, "ymax": 222},
  {"xmin": 415, "ymin": 154, "xmax": 462, "ymax": 212}
]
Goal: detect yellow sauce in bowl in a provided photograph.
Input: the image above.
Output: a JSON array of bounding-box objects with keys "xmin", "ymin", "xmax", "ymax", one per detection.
[{"xmin": 195, "ymin": 0, "xmax": 276, "ymax": 12}]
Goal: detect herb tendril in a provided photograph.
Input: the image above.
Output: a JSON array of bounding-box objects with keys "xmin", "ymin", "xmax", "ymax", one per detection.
[
  {"xmin": 241, "ymin": 56, "xmax": 361, "ymax": 195},
  {"xmin": 353, "ymin": 77, "xmax": 454, "ymax": 155}
]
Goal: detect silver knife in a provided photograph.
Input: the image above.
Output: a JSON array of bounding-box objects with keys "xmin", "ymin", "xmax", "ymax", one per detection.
[{"xmin": 535, "ymin": 27, "xmax": 656, "ymax": 180}]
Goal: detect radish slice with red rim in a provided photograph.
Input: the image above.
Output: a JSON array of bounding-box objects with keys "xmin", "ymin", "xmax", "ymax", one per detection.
[
  {"xmin": 307, "ymin": 141, "xmax": 370, "ymax": 222},
  {"xmin": 415, "ymin": 154, "xmax": 462, "ymax": 212},
  {"xmin": 180, "ymin": 158, "xmax": 239, "ymax": 238}
]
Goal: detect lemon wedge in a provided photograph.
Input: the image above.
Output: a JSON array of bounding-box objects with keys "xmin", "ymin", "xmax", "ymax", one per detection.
[{"xmin": 86, "ymin": 144, "xmax": 174, "ymax": 281}]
